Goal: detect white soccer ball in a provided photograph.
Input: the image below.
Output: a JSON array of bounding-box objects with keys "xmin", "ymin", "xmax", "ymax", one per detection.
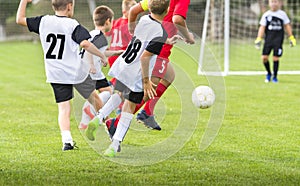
[{"xmin": 192, "ymin": 85, "xmax": 215, "ymax": 109}]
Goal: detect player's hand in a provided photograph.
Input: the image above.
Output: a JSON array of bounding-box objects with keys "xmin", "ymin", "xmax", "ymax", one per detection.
[
  {"xmin": 128, "ymin": 22, "xmax": 136, "ymax": 35},
  {"xmin": 254, "ymin": 37, "xmax": 262, "ymax": 50},
  {"xmin": 289, "ymin": 35, "xmax": 296, "ymax": 47},
  {"xmin": 89, "ymin": 65, "xmax": 96, "ymax": 74},
  {"xmin": 143, "ymin": 78, "xmax": 157, "ymax": 100},
  {"xmin": 100, "ymin": 56, "xmax": 108, "ymax": 67},
  {"xmin": 166, "ymin": 35, "xmax": 183, "ymax": 45},
  {"xmin": 184, "ymin": 32, "xmax": 195, "ymax": 44}
]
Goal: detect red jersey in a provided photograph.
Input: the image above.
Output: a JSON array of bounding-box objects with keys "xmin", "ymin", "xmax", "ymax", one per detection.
[
  {"xmin": 160, "ymin": 0, "xmax": 190, "ymax": 59},
  {"xmin": 107, "ymin": 17, "xmax": 132, "ymax": 67}
]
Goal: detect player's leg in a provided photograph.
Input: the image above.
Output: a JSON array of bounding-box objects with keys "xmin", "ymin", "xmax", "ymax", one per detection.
[
  {"xmin": 51, "ymin": 83, "xmax": 76, "ymax": 151},
  {"xmin": 58, "ymin": 100, "xmax": 74, "ymax": 150},
  {"xmin": 79, "ymin": 91, "xmax": 111, "ymax": 129},
  {"xmin": 78, "ymin": 101, "xmax": 94, "ymax": 130},
  {"xmin": 79, "ymin": 79, "xmax": 112, "ymax": 129},
  {"xmin": 85, "ymin": 80, "xmax": 124, "ymax": 141},
  {"xmin": 272, "ymin": 46, "xmax": 283, "ymax": 83},
  {"xmin": 104, "ymin": 90, "xmax": 144, "ymax": 157},
  {"xmin": 262, "ymin": 45, "xmax": 272, "ymax": 83},
  {"xmin": 272, "ymin": 56, "xmax": 280, "ymax": 83},
  {"xmin": 137, "ymin": 58, "xmax": 174, "ymax": 130},
  {"xmin": 143, "ymin": 62, "xmax": 175, "ymax": 115},
  {"xmin": 105, "ymin": 98, "xmax": 145, "ymax": 139},
  {"xmin": 93, "ymin": 80, "xmax": 124, "ymax": 123},
  {"xmin": 75, "ymin": 76, "xmax": 104, "ymax": 140}
]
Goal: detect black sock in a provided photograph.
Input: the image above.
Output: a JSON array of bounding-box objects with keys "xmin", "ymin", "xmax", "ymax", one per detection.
[
  {"xmin": 263, "ymin": 61, "xmax": 272, "ymax": 75},
  {"xmin": 273, "ymin": 61, "xmax": 279, "ymax": 78}
]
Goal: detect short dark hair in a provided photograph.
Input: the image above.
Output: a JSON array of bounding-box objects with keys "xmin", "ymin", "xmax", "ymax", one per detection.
[
  {"xmin": 149, "ymin": 0, "xmax": 169, "ymax": 15},
  {"xmin": 52, "ymin": 0, "xmax": 73, "ymax": 11},
  {"xmin": 93, "ymin": 6, "xmax": 114, "ymax": 26}
]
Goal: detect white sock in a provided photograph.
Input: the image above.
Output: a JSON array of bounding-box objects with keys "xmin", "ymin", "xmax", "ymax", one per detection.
[
  {"xmin": 110, "ymin": 139, "xmax": 121, "ymax": 152},
  {"xmin": 98, "ymin": 91, "xmax": 111, "ymax": 105},
  {"xmin": 98, "ymin": 93, "xmax": 122, "ymax": 120},
  {"xmin": 113, "ymin": 112, "xmax": 133, "ymax": 142},
  {"xmin": 61, "ymin": 130, "xmax": 73, "ymax": 145}
]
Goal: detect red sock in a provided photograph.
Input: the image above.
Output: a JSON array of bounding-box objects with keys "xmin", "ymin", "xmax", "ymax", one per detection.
[
  {"xmin": 83, "ymin": 105, "xmax": 95, "ymax": 119},
  {"xmin": 144, "ymin": 82, "xmax": 167, "ymax": 115},
  {"xmin": 134, "ymin": 100, "xmax": 145, "ymax": 113},
  {"xmin": 113, "ymin": 115, "xmax": 120, "ymax": 128}
]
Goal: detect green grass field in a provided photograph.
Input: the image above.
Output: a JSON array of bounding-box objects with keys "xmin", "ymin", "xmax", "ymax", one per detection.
[{"xmin": 1, "ymin": 41, "xmax": 300, "ymax": 185}]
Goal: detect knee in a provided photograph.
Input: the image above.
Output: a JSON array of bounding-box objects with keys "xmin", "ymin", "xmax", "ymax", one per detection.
[{"xmin": 262, "ymin": 57, "xmax": 268, "ymax": 63}]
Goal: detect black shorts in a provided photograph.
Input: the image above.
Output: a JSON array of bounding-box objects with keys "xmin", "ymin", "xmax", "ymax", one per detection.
[
  {"xmin": 114, "ymin": 80, "xmax": 144, "ymax": 104},
  {"xmin": 51, "ymin": 75, "xmax": 96, "ymax": 103},
  {"xmin": 262, "ymin": 44, "xmax": 283, "ymax": 57},
  {"xmin": 95, "ymin": 78, "xmax": 110, "ymax": 90}
]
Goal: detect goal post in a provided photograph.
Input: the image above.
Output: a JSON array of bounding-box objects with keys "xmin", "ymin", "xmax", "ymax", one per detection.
[{"xmin": 198, "ymin": 0, "xmax": 300, "ymax": 76}]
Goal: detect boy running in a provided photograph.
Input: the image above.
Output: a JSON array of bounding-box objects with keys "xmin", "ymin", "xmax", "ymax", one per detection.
[{"xmin": 16, "ymin": 0, "xmax": 107, "ymax": 151}]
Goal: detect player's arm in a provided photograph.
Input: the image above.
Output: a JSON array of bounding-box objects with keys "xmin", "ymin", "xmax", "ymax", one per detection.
[
  {"xmin": 81, "ymin": 40, "xmax": 108, "ymax": 67},
  {"xmin": 16, "ymin": 0, "xmax": 32, "ymax": 26},
  {"xmin": 128, "ymin": 1, "xmax": 147, "ymax": 34},
  {"xmin": 140, "ymin": 51, "xmax": 157, "ymax": 100},
  {"xmin": 165, "ymin": 34, "xmax": 183, "ymax": 45},
  {"xmin": 256, "ymin": 25, "xmax": 265, "ymax": 39},
  {"xmin": 104, "ymin": 50, "xmax": 124, "ymax": 57},
  {"xmin": 85, "ymin": 51, "xmax": 96, "ymax": 74},
  {"xmin": 172, "ymin": 15, "xmax": 195, "ymax": 44},
  {"xmin": 254, "ymin": 25, "xmax": 265, "ymax": 49},
  {"xmin": 285, "ymin": 23, "xmax": 296, "ymax": 47}
]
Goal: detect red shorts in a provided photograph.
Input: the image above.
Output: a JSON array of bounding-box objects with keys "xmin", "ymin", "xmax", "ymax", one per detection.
[{"xmin": 151, "ymin": 56, "xmax": 170, "ymax": 79}]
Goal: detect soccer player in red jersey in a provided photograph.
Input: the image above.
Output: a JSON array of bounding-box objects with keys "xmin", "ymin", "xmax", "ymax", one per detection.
[{"xmin": 107, "ymin": 0, "xmax": 137, "ymax": 83}]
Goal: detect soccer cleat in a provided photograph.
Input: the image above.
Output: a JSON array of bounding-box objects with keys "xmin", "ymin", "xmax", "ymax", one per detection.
[
  {"xmin": 136, "ymin": 110, "xmax": 161, "ymax": 131},
  {"xmin": 264, "ymin": 74, "xmax": 272, "ymax": 83},
  {"xmin": 104, "ymin": 146, "xmax": 116, "ymax": 157},
  {"xmin": 62, "ymin": 142, "xmax": 78, "ymax": 151},
  {"xmin": 272, "ymin": 77, "xmax": 278, "ymax": 83},
  {"xmin": 85, "ymin": 117, "xmax": 100, "ymax": 141}
]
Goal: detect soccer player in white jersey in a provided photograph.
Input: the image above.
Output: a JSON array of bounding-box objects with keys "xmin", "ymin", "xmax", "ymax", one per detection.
[
  {"xmin": 78, "ymin": 6, "xmax": 124, "ymax": 130},
  {"xmin": 255, "ymin": 0, "xmax": 296, "ymax": 83},
  {"xmin": 16, "ymin": 0, "xmax": 108, "ymax": 151},
  {"xmin": 87, "ymin": 0, "xmax": 170, "ymax": 157}
]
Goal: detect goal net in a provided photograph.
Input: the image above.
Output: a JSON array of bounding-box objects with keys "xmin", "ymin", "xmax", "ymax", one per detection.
[{"xmin": 198, "ymin": 0, "xmax": 300, "ymax": 76}]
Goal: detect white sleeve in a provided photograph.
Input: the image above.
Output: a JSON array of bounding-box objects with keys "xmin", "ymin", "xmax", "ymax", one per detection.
[
  {"xmin": 282, "ymin": 11, "xmax": 290, "ymax": 25},
  {"xmin": 259, "ymin": 13, "xmax": 267, "ymax": 26}
]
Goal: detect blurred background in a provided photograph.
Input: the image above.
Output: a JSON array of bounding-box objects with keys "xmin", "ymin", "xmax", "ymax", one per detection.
[
  {"xmin": 1, "ymin": 0, "xmax": 300, "ymax": 73},
  {"xmin": 1, "ymin": 0, "xmax": 300, "ymax": 42}
]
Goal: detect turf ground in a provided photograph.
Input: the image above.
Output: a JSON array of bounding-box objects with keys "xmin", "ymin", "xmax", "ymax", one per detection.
[{"xmin": 0, "ymin": 41, "xmax": 300, "ymax": 185}]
